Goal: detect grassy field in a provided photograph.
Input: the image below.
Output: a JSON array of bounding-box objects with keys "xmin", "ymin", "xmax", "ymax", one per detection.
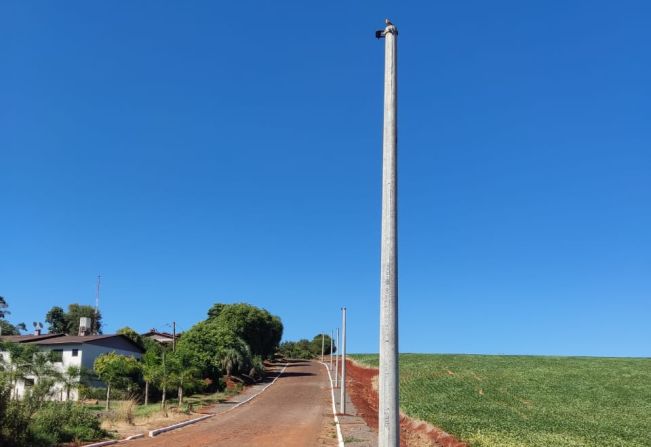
[{"xmin": 351, "ymin": 354, "xmax": 651, "ymax": 447}]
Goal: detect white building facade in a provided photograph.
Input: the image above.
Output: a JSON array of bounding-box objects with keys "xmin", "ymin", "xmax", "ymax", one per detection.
[{"xmin": 0, "ymin": 333, "xmax": 143, "ymax": 401}]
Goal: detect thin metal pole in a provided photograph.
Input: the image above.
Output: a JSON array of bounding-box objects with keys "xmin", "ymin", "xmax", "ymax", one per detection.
[
  {"xmin": 377, "ymin": 19, "xmax": 399, "ymax": 447},
  {"xmin": 335, "ymin": 327, "xmax": 339, "ymax": 387},
  {"xmin": 339, "ymin": 307, "xmax": 347, "ymax": 414},
  {"xmin": 330, "ymin": 330, "xmax": 334, "ymax": 370},
  {"xmin": 172, "ymin": 321, "xmax": 176, "ymax": 352},
  {"xmin": 94, "ymin": 274, "xmax": 101, "ymax": 334},
  {"xmin": 321, "ymin": 333, "xmax": 325, "ymax": 362}
]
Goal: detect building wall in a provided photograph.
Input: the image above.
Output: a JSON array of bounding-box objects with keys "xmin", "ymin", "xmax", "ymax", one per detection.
[{"xmin": 2, "ymin": 342, "xmax": 141, "ymax": 401}]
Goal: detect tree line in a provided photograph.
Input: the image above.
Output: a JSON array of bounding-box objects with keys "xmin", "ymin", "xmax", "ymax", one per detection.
[
  {"xmin": 93, "ymin": 302, "xmax": 284, "ymax": 409},
  {"xmin": 0, "ymin": 296, "xmax": 102, "ymax": 336},
  {"xmin": 277, "ymin": 333, "xmax": 336, "ymax": 359}
]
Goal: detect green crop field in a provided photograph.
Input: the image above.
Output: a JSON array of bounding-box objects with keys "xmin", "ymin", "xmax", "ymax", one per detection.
[{"xmin": 351, "ymin": 354, "xmax": 651, "ymax": 447}]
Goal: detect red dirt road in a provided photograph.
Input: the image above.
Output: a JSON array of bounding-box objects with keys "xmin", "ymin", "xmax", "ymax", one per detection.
[{"xmin": 129, "ymin": 360, "xmax": 336, "ymax": 447}]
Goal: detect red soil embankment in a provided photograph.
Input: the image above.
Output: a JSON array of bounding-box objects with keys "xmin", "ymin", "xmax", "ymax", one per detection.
[{"xmin": 346, "ymin": 359, "xmax": 468, "ymax": 447}]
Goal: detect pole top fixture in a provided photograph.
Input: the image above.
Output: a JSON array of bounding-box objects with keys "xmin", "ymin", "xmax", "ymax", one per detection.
[{"xmin": 376, "ymin": 18, "xmax": 398, "ymax": 39}]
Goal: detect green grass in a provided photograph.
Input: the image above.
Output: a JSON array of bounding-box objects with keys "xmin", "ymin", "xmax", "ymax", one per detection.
[{"xmin": 351, "ymin": 354, "xmax": 651, "ymax": 447}]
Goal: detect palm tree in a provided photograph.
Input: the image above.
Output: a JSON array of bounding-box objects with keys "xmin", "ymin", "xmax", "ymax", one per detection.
[
  {"xmin": 59, "ymin": 365, "xmax": 87, "ymax": 401},
  {"xmin": 221, "ymin": 348, "xmax": 245, "ymax": 378}
]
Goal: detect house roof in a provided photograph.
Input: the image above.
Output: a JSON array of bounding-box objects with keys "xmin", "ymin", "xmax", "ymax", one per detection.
[
  {"xmin": 0, "ymin": 334, "xmax": 65, "ymax": 343},
  {"xmin": 0, "ymin": 334, "xmax": 144, "ymax": 353},
  {"xmin": 142, "ymin": 329, "xmax": 180, "ymax": 341}
]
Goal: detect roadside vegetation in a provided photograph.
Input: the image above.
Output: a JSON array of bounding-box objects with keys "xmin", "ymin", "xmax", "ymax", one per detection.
[
  {"xmin": 0, "ymin": 297, "xmax": 283, "ymax": 446},
  {"xmin": 352, "ymin": 353, "xmax": 651, "ymax": 447},
  {"xmin": 278, "ymin": 333, "xmax": 335, "ymax": 359}
]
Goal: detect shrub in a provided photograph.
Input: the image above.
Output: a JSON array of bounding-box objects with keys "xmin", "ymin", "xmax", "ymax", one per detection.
[
  {"xmin": 80, "ymin": 386, "xmax": 132, "ymax": 401},
  {"xmin": 31, "ymin": 402, "xmax": 107, "ymax": 444}
]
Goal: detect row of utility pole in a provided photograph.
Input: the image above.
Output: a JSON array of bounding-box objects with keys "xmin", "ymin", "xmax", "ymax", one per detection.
[{"xmin": 321, "ymin": 306, "xmax": 347, "ymax": 414}]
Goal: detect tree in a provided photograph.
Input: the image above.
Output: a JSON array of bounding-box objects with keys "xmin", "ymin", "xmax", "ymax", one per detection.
[
  {"xmin": 66, "ymin": 304, "xmax": 102, "ymax": 335},
  {"xmin": 44, "ymin": 304, "xmax": 102, "ymax": 336},
  {"xmin": 0, "ymin": 296, "xmax": 9, "ymax": 319},
  {"xmin": 311, "ymin": 333, "xmax": 335, "ymax": 356},
  {"xmin": 59, "ymin": 365, "xmax": 91, "ymax": 401},
  {"xmin": 0, "ymin": 320, "xmax": 18, "ymax": 336},
  {"xmin": 153, "ymin": 351, "xmax": 174, "ymax": 409},
  {"xmin": 206, "ymin": 303, "xmax": 283, "ymax": 359},
  {"xmin": 0, "ymin": 297, "xmax": 19, "ymax": 336},
  {"xmin": 168, "ymin": 349, "xmax": 202, "ymax": 406},
  {"xmin": 0, "ymin": 342, "xmax": 61, "ymax": 446},
  {"xmin": 221, "ymin": 348, "xmax": 247, "ymax": 378},
  {"xmin": 176, "ymin": 319, "xmax": 252, "ymax": 385},
  {"xmin": 44, "ymin": 306, "xmax": 68, "ymax": 334},
  {"xmin": 141, "ymin": 341, "xmax": 163, "ymax": 406},
  {"xmin": 94, "ymin": 353, "xmax": 140, "ymax": 410},
  {"xmin": 206, "ymin": 303, "xmax": 226, "ymax": 320},
  {"xmin": 278, "ymin": 339, "xmax": 315, "ymax": 360},
  {"xmin": 0, "ymin": 341, "xmax": 58, "ymax": 403}
]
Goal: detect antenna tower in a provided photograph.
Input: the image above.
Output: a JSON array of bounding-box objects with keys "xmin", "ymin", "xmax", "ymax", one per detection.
[{"xmin": 95, "ymin": 274, "xmax": 101, "ymax": 334}]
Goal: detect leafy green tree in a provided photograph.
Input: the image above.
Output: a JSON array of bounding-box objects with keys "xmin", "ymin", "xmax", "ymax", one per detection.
[
  {"xmin": 0, "ymin": 341, "xmax": 41, "ymax": 399},
  {"xmin": 176, "ymin": 319, "xmax": 251, "ymax": 384},
  {"xmin": 0, "ymin": 320, "xmax": 18, "ymax": 336},
  {"xmin": 206, "ymin": 303, "xmax": 283, "ymax": 359},
  {"xmin": 66, "ymin": 304, "xmax": 102, "ymax": 335},
  {"xmin": 44, "ymin": 306, "xmax": 68, "ymax": 334},
  {"xmin": 0, "ymin": 297, "xmax": 19, "ymax": 336},
  {"xmin": 153, "ymin": 351, "xmax": 174, "ymax": 409},
  {"xmin": 141, "ymin": 341, "xmax": 163, "ymax": 405},
  {"xmin": 206, "ymin": 303, "xmax": 226, "ymax": 320},
  {"xmin": 93, "ymin": 352, "xmax": 140, "ymax": 410},
  {"xmin": 44, "ymin": 304, "xmax": 102, "ymax": 335},
  {"xmin": 311, "ymin": 333, "xmax": 335, "ymax": 356},
  {"xmin": 168, "ymin": 349, "xmax": 202, "ymax": 406},
  {"xmin": 0, "ymin": 296, "xmax": 10, "ymax": 319},
  {"xmin": 278, "ymin": 339, "xmax": 315, "ymax": 359}
]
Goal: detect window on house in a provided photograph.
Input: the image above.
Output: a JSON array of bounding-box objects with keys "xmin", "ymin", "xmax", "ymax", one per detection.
[
  {"xmin": 51, "ymin": 349, "xmax": 63, "ymax": 362},
  {"xmin": 24, "ymin": 378, "xmax": 35, "ymax": 387},
  {"xmin": 72, "ymin": 349, "xmax": 79, "ymax": 357}
]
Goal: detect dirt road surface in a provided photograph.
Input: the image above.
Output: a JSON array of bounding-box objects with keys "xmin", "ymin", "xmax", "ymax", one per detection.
[{"xmin": 129, "ymin": 360, "xmax": 337, "ymax": 447}]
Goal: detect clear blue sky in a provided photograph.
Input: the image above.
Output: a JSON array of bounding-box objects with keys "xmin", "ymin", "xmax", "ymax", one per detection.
[{"xmin": 1, "ymin": 1, "xmax": 649, "ymax": 357}]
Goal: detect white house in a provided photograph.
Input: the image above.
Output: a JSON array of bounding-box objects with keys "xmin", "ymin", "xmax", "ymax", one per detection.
[{"xmin": 0, "ymin": 331, "xmax": 143, "ymax": 401}]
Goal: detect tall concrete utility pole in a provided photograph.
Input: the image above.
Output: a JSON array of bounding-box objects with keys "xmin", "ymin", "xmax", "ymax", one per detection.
[
  {"xmin": 376, "ymin": 18, "xmax": 399, "ymax": 447},
  {"xmin": 321, "ymin": 333, "xmax": 325, "ymax": 362},
  {"xmin": 335, "ymin": 327, "xmax": 340, "ymax": 387},
  {"xmin": 339, "ymin": 307, "xmax": 347, "ymax": 414},
  {"xmin": 330, "ymin": 330, "xmax": 334, "ymax": 369}
]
